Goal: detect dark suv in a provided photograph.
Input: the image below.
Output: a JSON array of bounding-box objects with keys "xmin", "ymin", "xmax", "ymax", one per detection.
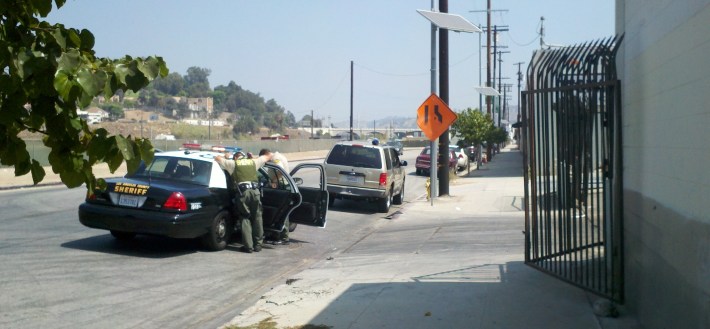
[{"xmin": 324, "ymin": 140, "xmax": 407, "ymax": 212}]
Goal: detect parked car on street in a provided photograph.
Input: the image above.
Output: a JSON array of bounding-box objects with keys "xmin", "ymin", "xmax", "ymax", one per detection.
[
  {"xmin": 78, "ymin": 150, "xmax": 328, "ymax": 251},
  {"xmin": 449, "ymin": 145, "xmax": 470, "ymax": 171},
  {"xmin": 324, "ymin": 140, "xmax": 407, "ymax": 213},
  {"xmin": 415, "ymin": 146, "xmax": 457, "ymax": 176}
]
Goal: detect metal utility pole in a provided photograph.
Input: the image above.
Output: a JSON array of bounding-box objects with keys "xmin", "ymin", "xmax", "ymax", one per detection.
[
  {"xmin": 311, "ymin": 110, "xmax": 314, "ymax": 139},
  {"xmin": 478, "ymin": 24, "xmax": 483, "ymax": 114},
  {"xmin": 438, "ymin": 0, "xmax": 450, "ymax": 196},
  {"xmin": 429, "ymin": 0, "xmax": 438, "ymax": 202},
  {"xmin": 514, "ymin": 61, "xmax": 525, "ymax": 124},
  {"xmin": 486, "ymin": 0, "xmax": 491, "ymax": 116},
  {"xmin": 349, "ymin": 60, "xmax": 354, "ymax": 141},
  {"xmin": 497, "ymin": 50, "xmax": 509, "ymax": 126}
]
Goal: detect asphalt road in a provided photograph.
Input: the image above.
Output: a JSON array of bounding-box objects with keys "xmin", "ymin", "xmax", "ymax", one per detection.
[{"xmin": 0, "ymin": 152, "xmax": 434, "ymax": 329}]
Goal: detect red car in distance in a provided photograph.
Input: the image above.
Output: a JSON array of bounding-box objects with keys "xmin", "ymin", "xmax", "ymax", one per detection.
[{"xmin": 415, "ymin": 146, "xmax": 457, "ymax": 176}]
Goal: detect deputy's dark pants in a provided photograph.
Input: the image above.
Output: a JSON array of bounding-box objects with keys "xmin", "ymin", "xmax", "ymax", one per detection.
[{"xmin": 236, "ymin": 189, "xmax": 263, "ymax": 250}]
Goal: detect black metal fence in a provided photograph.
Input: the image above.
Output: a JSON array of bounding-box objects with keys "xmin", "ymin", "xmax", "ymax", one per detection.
[{"xmin": 521, "ymin": 36, "xmax": 624, "ymax": 302}]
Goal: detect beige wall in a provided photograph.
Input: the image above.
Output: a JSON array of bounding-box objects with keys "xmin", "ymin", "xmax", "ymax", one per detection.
[{"xmin": 616, "ymin": 1, "xmax": 710, "ymax": 328}]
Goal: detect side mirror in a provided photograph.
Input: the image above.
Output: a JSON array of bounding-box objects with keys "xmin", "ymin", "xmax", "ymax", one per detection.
[{"xmin": 293, "ymin": 177, "xmax": 304, "ymax": 185}]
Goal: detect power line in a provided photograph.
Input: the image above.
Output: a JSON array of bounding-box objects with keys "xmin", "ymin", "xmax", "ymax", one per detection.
[
  {"xmin": 313, "ymin": 67, "xmax": 350, "ymax": 111},
  {"xmin": 506, "ymin": 31, "xmax": 539, "ymax": 47}
]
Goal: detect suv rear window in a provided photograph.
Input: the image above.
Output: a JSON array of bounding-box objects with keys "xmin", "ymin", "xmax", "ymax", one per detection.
[{"xmin": 326, "ymin": 144, "xmax": 382, "ymax": 169}]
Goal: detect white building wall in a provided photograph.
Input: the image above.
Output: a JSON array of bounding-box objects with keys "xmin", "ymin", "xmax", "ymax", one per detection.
[
  {"xmin": 616, "ymin": 1, "xmax": 710, "ymax": 328},
  {"xmin": 620, "ymin": 0, "xmax": 710, "ymax": 219}
]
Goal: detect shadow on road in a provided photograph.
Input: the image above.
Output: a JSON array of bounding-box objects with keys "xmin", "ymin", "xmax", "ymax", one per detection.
[
  {"xmin": 61, "ymin": 234, "xmax": 199, "ymax": 258},
  {"xmin": 328, "ymin": 200, "xmax": 381, "ymax": 215}
]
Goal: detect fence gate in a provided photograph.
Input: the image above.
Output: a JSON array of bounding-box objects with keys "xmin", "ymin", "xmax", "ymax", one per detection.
[{"xmin": 521, "ymin": 36, "xmax": 624, "ymax": 302}]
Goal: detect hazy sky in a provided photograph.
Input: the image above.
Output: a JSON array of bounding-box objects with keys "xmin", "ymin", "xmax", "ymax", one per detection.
[{"xmin": 46, "ymin": 1, "xmax": 614, "ymax": 125}]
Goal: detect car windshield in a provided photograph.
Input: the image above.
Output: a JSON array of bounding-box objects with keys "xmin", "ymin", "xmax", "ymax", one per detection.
[
  {"xmin": 326, "ymin": 144, "xmax": 382, "ymax": 169},
  {"xmin": 128, "ymin": 156, "xmax": 212, "ymax": 186}
]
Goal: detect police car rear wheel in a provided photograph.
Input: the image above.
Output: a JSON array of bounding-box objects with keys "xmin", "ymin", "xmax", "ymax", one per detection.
[{"xmin": 201, "ymin": 210, "xmax": 231, "ymax": 251}]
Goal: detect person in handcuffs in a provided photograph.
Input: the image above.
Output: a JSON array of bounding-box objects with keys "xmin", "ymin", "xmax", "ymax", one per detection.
[
  {"xmin": 259, "ymin": 149, "xmax": 292, "ymax": 246},
  {"xmin": 215, "ymin": 150, "xmax": 273, "ymax": 253}
]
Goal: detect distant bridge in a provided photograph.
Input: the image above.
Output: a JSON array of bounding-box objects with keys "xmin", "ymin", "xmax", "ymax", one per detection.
[{"xmin": 296, "ymin": 127, "xmax": 424, "ymax": 138}]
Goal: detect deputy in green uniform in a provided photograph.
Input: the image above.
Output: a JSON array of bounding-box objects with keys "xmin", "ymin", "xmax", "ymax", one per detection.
[{"xmin": 216, "ymin": 151, "xmax": 273, "ymax": 253}]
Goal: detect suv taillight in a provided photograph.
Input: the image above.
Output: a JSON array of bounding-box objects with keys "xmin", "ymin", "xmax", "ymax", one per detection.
[
  {"xmin": 379, "ymin": 173, "xmax": 387, "ymax": 187},
  {"xmin": 163, "ymin": 192, "xmax": 187, "ymax": 211}
]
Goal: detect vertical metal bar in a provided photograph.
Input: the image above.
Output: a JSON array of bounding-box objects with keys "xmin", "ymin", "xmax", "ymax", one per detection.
[{"xmin": 523, "ymin": 91, "xmax": 531, "ymax": 263}]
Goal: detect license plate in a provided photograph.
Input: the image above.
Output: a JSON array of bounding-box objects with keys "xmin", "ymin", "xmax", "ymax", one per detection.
[
  {"xmin": 340, "ymin": 175, "xmax": 364, "ymax": 184},
  {"xmin": 118, "ymin": 194, "xmax": 140, "ymax": 207}
]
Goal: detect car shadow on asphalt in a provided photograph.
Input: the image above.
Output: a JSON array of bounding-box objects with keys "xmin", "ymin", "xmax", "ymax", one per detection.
[
  {"xmin": 328, "ymin": 199, "xmax": 382, "ymax": 215},
  {"xmin": 61, "ymin": 234, "xmax": 199, "ymax": 258}
]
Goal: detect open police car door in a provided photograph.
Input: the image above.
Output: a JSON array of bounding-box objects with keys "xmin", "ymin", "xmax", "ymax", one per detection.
[
  {"xmin": 258, "ymin": 163, "xmax": 327, "ymax": 233},
  {"xmin": 288, "ymin": 163, "xmax": 328, "ymax": 228}
]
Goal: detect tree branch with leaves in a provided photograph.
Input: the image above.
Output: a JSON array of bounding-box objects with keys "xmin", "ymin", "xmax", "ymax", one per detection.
[{"xmin": 0, "ymin": 0, "xmax": 168, "ymax": 192}]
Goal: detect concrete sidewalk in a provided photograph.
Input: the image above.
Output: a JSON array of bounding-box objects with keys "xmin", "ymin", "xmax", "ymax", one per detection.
[{"xmin": 220, "ymin": 145, "xmax": 637, "ymax": 329}]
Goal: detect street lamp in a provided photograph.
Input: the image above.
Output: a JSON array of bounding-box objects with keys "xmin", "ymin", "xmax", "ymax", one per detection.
[{"xmin": 417, "ymin": 6, "xmax": 481, "ymax": 199}]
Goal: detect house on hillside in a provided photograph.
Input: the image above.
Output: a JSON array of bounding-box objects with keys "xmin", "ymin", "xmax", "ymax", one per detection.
[
  {"xmin": 184, "ymin": 97, "xmax": 213, "ymax": 119},
  {"xmin": 77, "ymin": 107, "xmax": 108, "ymax": 124}
]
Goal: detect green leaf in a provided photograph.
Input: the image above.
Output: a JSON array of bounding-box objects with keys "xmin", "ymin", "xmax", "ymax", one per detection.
[
  {"xmin": 115, "ymin": 135, "xmax": 134, "ymax": 161},
  {"xmin": 15, "ymin": 50, "xmax": 31, "ymax": 79},
  {"xmin": 114, "ymin": 61, "xmax": 148, "ymax": 92},
  {"xmin": 78, "ymin": 91, "xmax": 93, "ymax": 108},
  {"xmin": 57, "ymin": 49, "xmax": 81, "ymax": 73},
  {"xmin": 53, "ymin": 69, "xmax": 73, "ymax": 100},
  {"xmin": 87, "ymin": 129, "xmax": 110, "ymax": 163},
  {"xmin": 14, "ymin": 159, "xmax": 31, "ymax": 176},
  {"xmin": 126, "ymin": 157, "xmax": 141, "ymax": 175},
  {"xmin": 158, "ymin": 57, "xmax": 169, "ymax": 77},
  {"xmin": 30, "ymin": 0, "xmax": 52, "ymax": 17},
  {"xmin": 52, "ymin": 28, "xmax": 67, "ymax": 49},
  {"xmin": 107, "ymin": 149, "xmax": 123, "ymax": 173},
  {"xmin": 79, "ymin": 29, "xmax": 95, "ymax": 51},
  {"xmin": 69, "ymin": 116, "xmax": 82, "ymax": 131},
  {"xmin": 113, "ymin": 63, "xmax": 128, "ymax": 83},
  {"xmin": 96, "ymin": 178, "xmax": 107, "ymax": 191},
  {"xmin": 76, "ymin": 68, "xmax": 105, "ymax": 96},
  {"xmin": 31, "ymin": 160, "xmax": 46, "ymax": 184},
  {"xmin": 60, "ymin": 168, "xmax": 85, "ymax": 188},
  {"xmin": 67, "ymin": 29, "xmax": 81, "ymax": 48},
  {"xmin": 136, "ymin": 139, "xmax": 154, "ymax": 165},
  {"xmin": 137, "ymin": 57, "xmax": 160, "ymax": 78}
]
